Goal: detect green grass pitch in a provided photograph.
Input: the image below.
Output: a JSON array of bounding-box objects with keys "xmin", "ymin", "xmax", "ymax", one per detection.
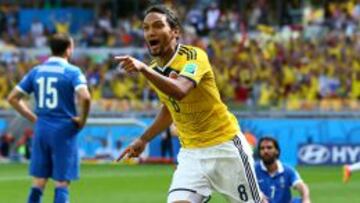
[{"xmin": 0, "ymin": 164, "xmax": 359, "ymax": 202}]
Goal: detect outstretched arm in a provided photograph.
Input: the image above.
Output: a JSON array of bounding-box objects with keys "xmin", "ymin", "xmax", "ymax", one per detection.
[
  {"xmin": 115, "ymin": 56, "xmax": 194, "ymax": 100},
  {"xmin": 117, "ymin": 105, "xmax": 173, "ymax": 161},
  {"xmin": 7, "ymin": 88, "xmax": 37, "ymax": 123}
]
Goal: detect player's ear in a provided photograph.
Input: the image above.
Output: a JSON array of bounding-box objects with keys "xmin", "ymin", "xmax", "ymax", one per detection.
[
  {"xmin": 172, "ymin": 27, "xmax": 180, "ymax": 40},
  {"xmin": 66, "ymin": 39, "xmax": 74, "ymax": 57},
  {"xmin": 66, "ymin": 45, "xmax": 73, "ymax": 58}
]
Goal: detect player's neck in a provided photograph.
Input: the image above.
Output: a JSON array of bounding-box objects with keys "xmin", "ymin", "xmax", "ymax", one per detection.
[
  {"xmin": 157, "ymin": 43, "xmax": 178, "ymax": 67},
  {"xmin": 52, "ymin": 55, "xmax": 69, "ymax": 61}
]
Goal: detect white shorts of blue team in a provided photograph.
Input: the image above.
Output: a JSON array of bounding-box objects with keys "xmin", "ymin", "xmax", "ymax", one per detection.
[{"xmin": 167, "ymin": 133, "xmax": 262, "ymax": 203}]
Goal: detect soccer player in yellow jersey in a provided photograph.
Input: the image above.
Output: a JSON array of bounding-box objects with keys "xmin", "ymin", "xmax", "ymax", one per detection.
[{"xmin": 116, "ymin": 5, "xmax": 263, "ymax": 203}]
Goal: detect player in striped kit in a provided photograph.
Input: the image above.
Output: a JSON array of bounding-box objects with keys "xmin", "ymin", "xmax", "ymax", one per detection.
[{"xmin": 115, "ymin": 4, "xmax": 264, "ymax": 203}]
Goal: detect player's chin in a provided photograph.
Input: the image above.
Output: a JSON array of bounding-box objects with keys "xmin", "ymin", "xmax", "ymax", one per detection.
[
  {"xmin": 262, "ymin": 157, "xmax": 276, "ymax": 165},
  {"xmin": 149, "ymin": 49, "xmax": 161, "ymax": 56},
  {"xmin": 147, "ymin": 44, "xmax": 161, "ymax": 56}
]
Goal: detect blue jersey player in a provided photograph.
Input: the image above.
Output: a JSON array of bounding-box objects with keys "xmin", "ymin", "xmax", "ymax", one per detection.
[
  {"xmin": 255, "ymin": 137, "xmax": 311, "ymax": 203},
  {"xmin": 7, "ymin": 33, "xmax": 91, "ymax": 203}
]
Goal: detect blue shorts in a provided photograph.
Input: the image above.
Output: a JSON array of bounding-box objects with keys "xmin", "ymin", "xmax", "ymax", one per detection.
[{"xmin": 30, "ymin": 118, "xmax": 80, "ymax": 181}]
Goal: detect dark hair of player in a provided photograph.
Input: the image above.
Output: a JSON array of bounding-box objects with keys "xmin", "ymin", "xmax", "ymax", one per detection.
[
  {"xmin": 49, "ymin": 33, "xmax": 72, "ymax": 56},
  {"xmin": 144, "ymin": 4, "xmax": 182, "ymax": 33}
]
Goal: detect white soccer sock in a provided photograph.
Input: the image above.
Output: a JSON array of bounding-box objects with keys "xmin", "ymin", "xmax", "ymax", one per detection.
[{"xmin": 349, "ymin": 162, "xmax": 360, "ymax": 172}]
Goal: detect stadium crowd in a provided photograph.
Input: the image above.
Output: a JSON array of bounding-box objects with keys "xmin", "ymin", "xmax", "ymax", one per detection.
[{"xmin": 1, "ymin": 1, "xmax": 360, "ymax": 111}]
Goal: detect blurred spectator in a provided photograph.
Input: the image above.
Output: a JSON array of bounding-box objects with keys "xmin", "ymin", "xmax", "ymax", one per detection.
[
  {"xmin": 0, "ymin": 1, "xmax": 360, "ymax": 112},
  {"xmin": 244, "ymin": 130, "xmax": 257, "ymax": 151},
  {"xmin": 16, "ymin": 128, "xmax": 33, "ymax": 160},
  {"xmin": 95, "ymin": 138, "xmax": 113, "ymax": 160},
  {"xmin": 160, "ymin": 125, "xmax": 177, "ymax": 160},
  {"xmin": 0, "ymin": 8, "xmax": 7, "ymax": 35},
  {"xmin": 112, "ymin": 140, "xmax": 123, "ymax": 160},
  {"xmin": 30, "ymin": 18, "xmax": 44, "ymax": 37},
  {"xmin": 0, "ymin": 132, "xmax": 14, "ymax": 158},
  {"xmin": 97, "ymin": 9, "xmax": 113, "ymax": 34},
  {"xmin": 205, "ymin": 2, "xmax": 220, "ymax": 32},
  {"xmin": 30, "ymin": 18, "xmax": 47, "ymax": 47},
  {"xmin": 53, "ymin": 13, "xmax": 71, "ymax": 34},
  {"xmin": 95, "ymin": 138, "xmax": 123, "ymax": 161}
]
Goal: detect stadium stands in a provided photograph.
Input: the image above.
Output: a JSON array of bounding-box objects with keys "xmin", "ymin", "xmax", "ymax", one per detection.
[
  {"xmin": 1, "ymin": 1, "xmax": 360, "ymax": 112},
  {"xmin": 0, "ymin": 3, "xmax": 360, "ymax": 202}
]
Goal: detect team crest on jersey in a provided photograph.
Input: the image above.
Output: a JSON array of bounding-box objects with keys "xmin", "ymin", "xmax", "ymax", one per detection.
[
  {"xmin": 183, "ymin": 63, "xmax": 197, "ymax": 75},
  {"xmin": 280, "ymin": 176, "xmax": 285, "ymax": 188}
]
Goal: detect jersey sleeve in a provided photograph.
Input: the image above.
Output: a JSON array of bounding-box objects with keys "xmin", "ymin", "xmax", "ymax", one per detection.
[
  {"xmin": 71, "ymin": 68, "xmax": 88, "ymax": 91},
  {"xmin": 16, "ymin": 69, "xmax": 35, "ymax": 95},
  {"xmin": 179, "ymin": 49, "xmax": 211, "ymax": 86},
  {"xmin": 289, "ymin": 167, "xmax": 303, "ymax": 187}
]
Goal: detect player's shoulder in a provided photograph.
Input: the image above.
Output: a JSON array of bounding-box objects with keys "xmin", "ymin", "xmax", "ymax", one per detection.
[
  {"xmin": 24, "ymin": 63, "xmax": 45, "ymax": 78},
  {"xmin": 178, "ymin": 44, "xmax": 208, "ymax": 61},
  {"xmin": 30, "ymin": 63, "xmax": 42, "ymax": 73},
  {"xmin": 282, "ymin": 163, "xmax": 298, "ymax": 174},
  {"xmin": 64, "ymin": 63, "xmax": 83, "ymax": 74},
  {"xmin": 254, "ymin": 161, "xmax": 263, "ymax": 171},
  {"xmin": 66, "ymin": 63, "xmax": 81, "ymax": 70}
]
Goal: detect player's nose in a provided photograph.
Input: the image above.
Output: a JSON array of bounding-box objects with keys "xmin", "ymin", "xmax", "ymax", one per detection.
[{"xmin": 145, "ymin": 28, "xmax": 156, "ymax": 38}]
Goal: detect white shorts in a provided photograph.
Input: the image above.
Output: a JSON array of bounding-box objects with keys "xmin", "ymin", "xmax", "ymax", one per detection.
[{"xmin": 167, "ymin": 134, "xmax": 261, "ymax": 203}]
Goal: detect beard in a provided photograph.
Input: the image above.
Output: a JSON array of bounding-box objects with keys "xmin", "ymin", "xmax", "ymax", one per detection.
[{"xmin": 262, "ymin": 156, "xmax": 276, "ymax": 165}]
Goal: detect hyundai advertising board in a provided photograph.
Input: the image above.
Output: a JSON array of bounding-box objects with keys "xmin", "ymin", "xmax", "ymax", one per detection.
[{"xmin": 298, "ymin": 144, "xmax": 360, "ymax": 165}]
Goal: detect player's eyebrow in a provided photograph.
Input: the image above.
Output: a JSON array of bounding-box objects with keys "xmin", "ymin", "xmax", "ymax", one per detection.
[{"xmin": 143, "ymin": 19, "xmax": 164, "ymax": 27}]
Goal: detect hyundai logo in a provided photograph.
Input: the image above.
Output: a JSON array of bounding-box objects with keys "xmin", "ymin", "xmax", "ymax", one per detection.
[{"xmin": 298, "ymin": 144, "xmax": 330, "ymax": 164}]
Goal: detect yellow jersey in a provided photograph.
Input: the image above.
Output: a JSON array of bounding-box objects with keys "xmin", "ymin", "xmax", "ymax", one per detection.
[{"xmin": 149, "ymin": 44, "xmax": 240, "ymax": 148}]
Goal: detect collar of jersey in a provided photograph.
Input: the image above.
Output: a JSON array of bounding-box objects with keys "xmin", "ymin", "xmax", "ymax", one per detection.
[
  {"xmin": 260, "ymin": 160, "xmax": 284, "ymax": 176},
  {"xmin": 46, "ymin": 56, "xmax": 69, "ymax": 64},
  {"xmin": 156, "ymin": 43, "xmax": 180, "ymax": 71}
]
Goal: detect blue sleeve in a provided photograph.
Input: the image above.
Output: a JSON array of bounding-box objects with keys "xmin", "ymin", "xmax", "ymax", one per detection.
[
  {"xmin": 71, "ymin": 68, "xmax": 87, "ymax": 90},
  {"xmin": 17, "ymin": 69, "xmax": 35, "ymax": 95},
  {"xmin": 288, "ymin": 167, "xmax": 302, "ymax": 187}
]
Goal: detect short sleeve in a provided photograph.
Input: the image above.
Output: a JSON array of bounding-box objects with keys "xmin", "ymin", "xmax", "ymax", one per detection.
[
  {"xmin": 289, "ymin": 167, "xmax": 302, "ymax": 187},
  {"xmin": 17, "ymin": 69, "xmax": 35, "ymax": 95},
  {"xmin": 179, "ymin": 49, "xmax": 211, "ymax": 86},
  {"xmin": 71, "ymin": 69, "xmax": 88, "ymax": 91}
]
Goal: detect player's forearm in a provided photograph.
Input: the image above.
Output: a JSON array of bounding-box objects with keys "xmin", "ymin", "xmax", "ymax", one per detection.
[
  {"xmin": 7, "ymin": 89, "xmax": 37, "ymax": 123},
  {"xmin": 296, "ymin": 183, "xmax": 311, "ymax": 203},
  {"xmin": 76, "ymin": 87, "xmax": 91, "ymax": 123},
  {"xmin": 9, "ymin": 100, "xmax": 37, "ymax": 123},
  {"xmin": 140, "ymin": 68, "xmax": 187, "ymax": 100},
  {"xmin": 78, "ymin": 96, "xmax": 91, "ymax": 123},
  {"xmin": 301, "ymin": 190, "xmax": 311, "ymax": 203},
  {"xmin": 140, "ymin": 105, "xmax": 173, "ymax": 142}
]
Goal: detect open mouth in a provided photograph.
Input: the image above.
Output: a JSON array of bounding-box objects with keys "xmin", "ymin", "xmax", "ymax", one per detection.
[{"xmin": 148, "ymin": 39, "xmax": 160, "ymax": 48}]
